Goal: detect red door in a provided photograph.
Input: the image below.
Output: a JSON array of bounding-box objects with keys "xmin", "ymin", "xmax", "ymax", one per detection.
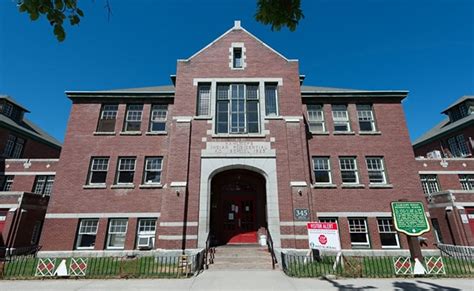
[
  {"xmin": 467, "ymin": 208, "xmax": 474, "ymax": 237},
  {"xmin": 222, "ymin": 194, "xmax": 257, "ymax": 244}
]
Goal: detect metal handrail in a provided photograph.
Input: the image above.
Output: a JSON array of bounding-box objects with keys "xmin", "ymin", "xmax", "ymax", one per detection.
[
  {"xmin": 266, "ymin": 228, "xmax": 277, "ymax": 269},
  {"xmin": 203, "ymin": 232, "xmax": 214, "ymax": 269}
]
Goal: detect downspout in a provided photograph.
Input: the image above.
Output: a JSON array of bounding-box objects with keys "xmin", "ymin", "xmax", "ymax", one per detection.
[{"xmin": 181, "ymin": 120, "xmax": 193, "ymax": 255}]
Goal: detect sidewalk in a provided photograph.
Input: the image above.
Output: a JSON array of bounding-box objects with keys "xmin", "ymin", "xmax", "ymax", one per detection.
[{"xmin": 0, "ymin": 270, "xmax": 472, "ymax": 290}]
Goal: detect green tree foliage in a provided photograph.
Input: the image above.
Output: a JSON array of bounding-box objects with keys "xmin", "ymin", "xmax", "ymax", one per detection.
[
  {"xmin": 17, "ymin": 0, "xmax": 84, "ymax": 41},
  {"xmin": 255, "ymin": 0, "xmax": 304, "ymax": 31},
  {"xmin": 16, "ymin": 0, "xmax": 303, "ymax": 42}
]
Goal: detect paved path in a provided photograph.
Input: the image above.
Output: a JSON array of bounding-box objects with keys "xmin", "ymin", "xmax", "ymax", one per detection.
[{"xmin": 0, "ymin": 270, "xmax": 472, "ymax": 290}]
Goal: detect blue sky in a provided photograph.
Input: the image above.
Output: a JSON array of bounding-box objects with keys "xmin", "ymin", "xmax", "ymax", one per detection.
[{"xmin": 1, "ymin": 0, "xmax": 473, "ymax": 143}]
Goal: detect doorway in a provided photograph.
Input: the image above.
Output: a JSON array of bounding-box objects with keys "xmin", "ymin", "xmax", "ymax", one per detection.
[{"xmin": 210, "ymin": 169, "xmax": 267, "ymax": 245}]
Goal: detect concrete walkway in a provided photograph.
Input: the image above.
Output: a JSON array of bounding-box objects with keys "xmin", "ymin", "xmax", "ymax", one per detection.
[{"xmin": 0, "ymin": 270, "xmax": 472, "ymax": 290}]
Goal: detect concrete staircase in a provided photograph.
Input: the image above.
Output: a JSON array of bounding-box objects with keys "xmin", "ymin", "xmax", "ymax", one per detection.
[{"xmin": 208, "ymin": 244, "xmax": 275, "ymax": 270}]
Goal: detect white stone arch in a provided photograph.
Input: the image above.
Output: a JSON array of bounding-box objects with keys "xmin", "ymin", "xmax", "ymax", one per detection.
[{"xmin": 197, "ymin": 157, "xmax": 281, "ymax": 248}]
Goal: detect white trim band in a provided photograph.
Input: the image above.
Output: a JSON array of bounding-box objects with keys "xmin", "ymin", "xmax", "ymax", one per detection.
[
  {"xmin": 159, "ymin": 222, "xmax": 198, "ymax": 227},
  {"xmin": 170, "ymin": 182, "xmax": 187, "ymax": 187},
  {"xmin": 3, "ymin": 172, "xmax": 56, "ymax": 176},
  {"xmin": 46, "ymin": 212, "xmax": 161, "ymax": 219},
  {"xmin": 158, "ymin": 235, "xmax": 198, "ymax": 240}
]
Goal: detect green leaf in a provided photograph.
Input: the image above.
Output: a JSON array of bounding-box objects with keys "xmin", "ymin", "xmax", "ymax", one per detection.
[
  {"xmin": 53, "ymin": 24, "xmax": 66, "ymax": 42},
  {"xmin": 69, "ymin": 15, "xmax": 80, "ymax": 25},
  {"xmin": 76, "ymin": 8, "xmax": 84, "ymax": 17},
  {"xmin": 18, "ymin": 4, "xmax": 27, "ymax": 13},
  {"xmin": 30, "ymin": 11, "xmax": 39, "ymax": 21},
  {"xmin": 55, "ymin": 0, "xmax": 64, "ymax": 10}
]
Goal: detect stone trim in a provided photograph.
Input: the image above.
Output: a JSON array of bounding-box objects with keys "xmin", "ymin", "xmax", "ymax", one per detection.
[
  {"xmin": 197, "ymin": 157, "xmax": 281, "ymax": 248},
  {"xmin": 159, "ymin": 222, "xmax": 198, "ymax": 227},
  {"xmin": 158, "ymin": 235, "xmax": 198, "ymax": 240},
  {"xmin": 46, "ymin": 212, "xmax": 161, "ymax": 219},
  {"xmin": 316, "ymin": 212, "xmax": 392, "ymax": 217},
  {"xmin": 170, "ymin": 182, "xmax": 187, "ymax": 187},
  {"xmin": 4, "ymin": 171, "xmax": 56, "ymax": 176},
  {"xmin": 290, "ymin": 181, "xmax": 307, "ymax": 187}
]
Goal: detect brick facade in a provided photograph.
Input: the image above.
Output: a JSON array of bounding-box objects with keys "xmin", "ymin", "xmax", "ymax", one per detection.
[{"xmin": 40, "ymin": 21, "xmax": 434, "ymax": 255}]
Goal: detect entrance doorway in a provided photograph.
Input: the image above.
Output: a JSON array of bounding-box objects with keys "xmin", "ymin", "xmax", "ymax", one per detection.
[{"xmin": 210, "ymin": 169, "xmax": 267, "ymax": 245}]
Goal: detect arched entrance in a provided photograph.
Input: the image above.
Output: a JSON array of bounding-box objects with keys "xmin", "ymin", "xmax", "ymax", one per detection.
[{"xmin": 209, "ymin": 169, "xmax": 267, "ymax": 245}]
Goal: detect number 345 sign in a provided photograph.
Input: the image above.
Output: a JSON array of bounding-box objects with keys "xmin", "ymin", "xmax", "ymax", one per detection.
[{"xmin": 307, "ymin": 222, "xmax": 341, "ymax": 251}]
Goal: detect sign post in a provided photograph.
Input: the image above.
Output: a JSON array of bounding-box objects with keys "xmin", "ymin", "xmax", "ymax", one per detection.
[{"xmin": 391, "ymin": 201, "xmax": 431, "ymax": 274}]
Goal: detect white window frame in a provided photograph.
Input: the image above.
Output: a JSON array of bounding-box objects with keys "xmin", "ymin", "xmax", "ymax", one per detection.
[
  {"xmin": 229, "ymin": 43, "xmax": 246, "ymax": 70},
  {"xmin": 459, "ymin": 174, "xmax": 474, "ymax": 190},
  {"xmin": 136, "ymin": 218, "xmax": 157, "ymax": 249},
  {"xmin": 357, "ymin": 104, "xmax": 376, "ymax": 132},
  {"xmin": 377, "ymin": 218, "xmax": 400, "ymax": 249},
  {"xmin": 307, "ymin": 104, "xmax": 325, "ymax": 133},
  {"xmin": 2, "ymin": 175, "xmax": 14, "ymax": 191},
  {"xmin": 124, "ymin": 104, "xmax": 143, "ymax": 132},
  {"xmin": 116, "ymin": 157, "xmax": 136, "ymax": 185},
  {"xmin": 106, "ymin": 218, "xmax": 128, "ymax": 250},
  {"xmin": 197, "ymin": 84, "xmax": 211, "ymax": 116},
  {"xmin": 33, "ymin": 175, "xmax": 55, "ymax": 195},
  {"xmin": 339, "ymin": 157, "xmax": 359, "ymax": 184},
  {"xmin": 348, "ymin": 218, "xmax": 370, "ymax": 247},
  {"xmin": 88, "ymin": 158, "xmax": 109, "ymax": 185},
  {"xmin": 420, "ymin": 174, "xmax": 440, "ymax": 194},
  {"xmin": 76, "ymin": 219, "xmax": 99, "ymax": 250},
  {"xmin": 149, "ymin": 104, "xmax": 168, "ymax": 133},
  {"xmin": 2, "ymin": 135, "xmax": 15, "ymax": 157},
  {"xmin": 97, "ymin": 104, "xmax": 118, "ymax": 132},
  {"xmin": 332, "ymin": 104, "xmax": 350, "ymax": 132},
  {"xmin": 313, "ymin": 157, "xmax": 332, "ymax": 184},
  {"xmin": 143, "ymin": 157, "xmax": 163, "ymax": 185},
  {"xmin": 366, "ymin": 157, "xmax": 387, "ymax": 184}
]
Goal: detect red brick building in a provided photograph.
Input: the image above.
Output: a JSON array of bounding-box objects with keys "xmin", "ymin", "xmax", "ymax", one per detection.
[
  {"xmin": 0, "ymin": 95, "xmax": 61, "ymax": 253},
  {"xmin": 40, "ymin": 21, "xmax": 434, "ymax": 256},
  {"xmin": 413, "ymin": 96, "xmax": 473, "ymax": 246}
]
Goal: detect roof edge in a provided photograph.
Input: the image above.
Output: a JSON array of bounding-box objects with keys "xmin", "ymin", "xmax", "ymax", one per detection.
[{"xmin": 412, "ymin": 117, "xmax": 474, "ymax": 148}]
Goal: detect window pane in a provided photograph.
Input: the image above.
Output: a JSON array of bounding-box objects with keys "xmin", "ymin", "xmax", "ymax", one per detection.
[
  {"xmin": 76, "ymin": 219, "xmax": 98, "ymax": 249},
  {"xmin": 97, "ymin": 104, "xmax": 118, "ymax": 132},
  {"xmin": 357, "ymin": 104, "xmax": 375, "ymax": 132},
  {"xmin": 332, "ymin": 105, "xmax": 350, "ymax": 132},
  {"xmin": 125, "ymin": 105, "xmax": 143, "ymax": 131},
  {"xmin": 313, "ymin": 157, "xmax": 331, "ymax": 183},
  {"xmin": 216, "ymin": 101, "xmax": 229, "ymax": 133},
  {"xmin": 107, "ymin": 219, "xmax": 128, "ymax": 249},
  {"xmin": 150, "ymin": 105, "xmax": 167, "ymax": 132},
  {"xmin": 197, "ymin": 85, "xmax": 211, "ymax": 116},
  {"xmin": 265, "ymin": 84, "xmax": 277, "ymax": 116},
  {"xmin": 307, "ymin": 105, "xmax": 325, "ymax": 132}
]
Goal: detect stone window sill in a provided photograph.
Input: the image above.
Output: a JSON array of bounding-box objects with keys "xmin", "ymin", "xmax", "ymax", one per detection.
[
  {"xmin": 359, "ymin": 131, "xmax": 382, "ymax": 135},
  {"xmin": 311, "ymin": 131, "xmax": 330, "ymax": 135},
  {"xmin": 83, "ymin": 185, "xmax": 107, "ymax": 189},
  {"xmin": 145, "ymin": 131, "xmax": 167, "ymax": 136},
  {"xmin": 312, "ymin": 183, "xmax": 337, "ymax": 188},
  {"xmin": 341, "ymin": 184, "xmax": 365, "ymax": 189},
  {"xmin": 111, "ymin": 184, "xmax": 135, "ymax": 189},
  {"xmin": 119, "ymin": 131, "xmax": 142, "ymax": 136},
  {"xmin": 139, "ymin": 184, "xmax": 163, "ymax": 189},
  {"xmin": 93, "ymin": 131, "xmax": 116, "ymax": 136},
  {"xmin": 212, "ymin": 133, "xmax": 266, "ymax": 138},
  {"xmin": 334, "ymin": 131, "xmax": 356, "ymax": 135},
  {"xmin": 369, "ymin": 184, "xmax": 393, "ymax": 189}
]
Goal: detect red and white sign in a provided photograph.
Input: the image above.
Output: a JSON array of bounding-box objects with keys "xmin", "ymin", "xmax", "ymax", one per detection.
[{"xmin": 307, "ymin": 222, "xmax": 341, "ymax": 251}]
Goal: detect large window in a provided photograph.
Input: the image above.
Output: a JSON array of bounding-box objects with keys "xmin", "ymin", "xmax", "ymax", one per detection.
[
  {"xmin": 116, "ymin": 157, "xmax": 136, "ymax": 184},
  {"xmin": 366, "ymin": 157, "xmax": 387, "ymax": 184},
  {"xmin": 3, "ymin": 135, "xmax": 25, "ymax": 158},
  {"xmin": 348, "ymin": 218, "xmax": 370, "ymax": 247},
  {"xmin": 377, "ymin": 218, "xmax": 399, "ymax": 248},
  {"xmin": 107, "ymin": 219, "xmax": 128, "ymax": 249},
  {"xmin": 136, "ymin": 218, "xmax": 157, "ymax": 249},
  {"xmin": 332, "ymin": 105, "xmax": 350, "ymax": 132},
  {"xmin": 75, "ymin": 219, "xmax": 99, "ymax": 249},
  {"xmin": 339, "ymin": 157, "xmax": 359, "ymax": 184},
  {"xmin": 197, "ymin": 84, "xmax": 211, "ymax": 116},
  {"xmin": 87, "ymin": 158, "xmax": 109, "ymax": 185},
  {"xmin": 420, "ymin": 174, "xmax": 440, "ymax": 194},
  {"xmin": 149, "ymin": 105, "xmax": 167, "ymax": 132},
  {"xmin": 313, "ymin": 157, "xmax": 332, "ymax": 184},
  {"xmin": 0, "ymin": 175, "xmax": 14, "ymax": 191},
  {"xmin": 459, "ymin": 174, "xmax": 474, "ymax": 190},
  {"xmin": 216, "ymin": 84, "xmax": 259, "ymax": 134},
  {"xmin": 447, "ymin": 135, "xmax": 470, "ymax": 157},
  {"xmin": 143, "ymin": 157, "xmax": 163, "ymax": 185},
  {"xmin": 33, "ymin": 175, "xmax": 55, "ymax": 195},
  {"xmin": 307, "ymin": 105, "xmax": 325, "ymax": 133},
  {"xmin": 97, "ymin": 104, "xmax": 118, "ymax": 132},
  {"xmin": 123, "ymin": 104, "xmax": 143, "ymax": 132},
  {"xmin": 264, "ymin": 84, "xmax": 278, "ymax": 116},
  {"xmin": 357, "ymin": 104, "xmax": 376, "ymax": 132}
]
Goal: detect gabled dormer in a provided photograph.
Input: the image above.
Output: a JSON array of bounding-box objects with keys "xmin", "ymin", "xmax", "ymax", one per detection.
[
  {"xmin": 442, "ymin": 95, "xmax": 473, "ymax": 123},
  {"xmin": 0, "ymin": 95, "xmax": 29, "ymax": 123}
]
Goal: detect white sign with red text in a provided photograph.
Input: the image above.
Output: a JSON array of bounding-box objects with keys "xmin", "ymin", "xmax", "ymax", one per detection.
[{"xmin": 307, "ymin": 222, "xmax": 341, "ymax": 251}]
